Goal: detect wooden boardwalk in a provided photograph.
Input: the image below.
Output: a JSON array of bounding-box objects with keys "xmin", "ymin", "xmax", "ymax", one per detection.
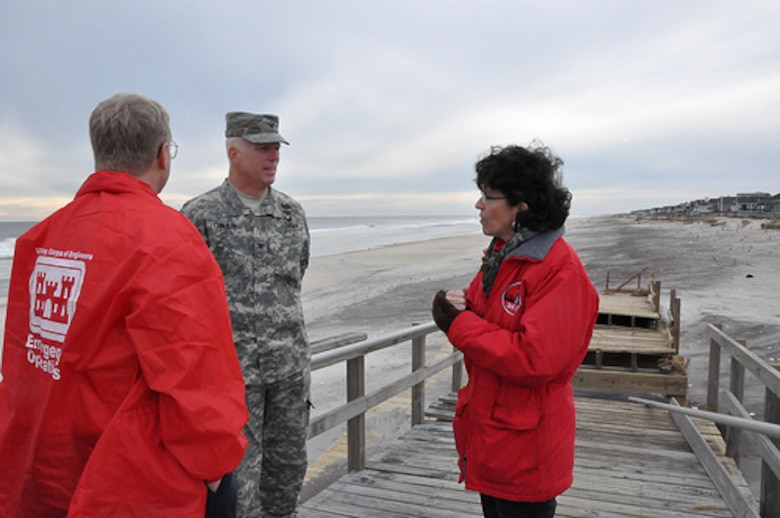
[{"xmin": 299, "ymin": 395, "xmax": 755, "ymax": 517}]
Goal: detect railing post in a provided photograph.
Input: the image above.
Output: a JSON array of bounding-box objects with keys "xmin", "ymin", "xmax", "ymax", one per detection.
[
  {"xmin": 411, "ymin": 335, "xmax": 425, "ymax": 426},
  {"xmin": 652, "ymin": 280, "xmax": 661, "ymax": 313},
  {"xmin": 346, "ymin": 356, "xmax": 365, "ymax": 472},
  {"xmin": 761, "ymin": 363, "xmax": 780, "ymax": 517},
  {"xmin": 706, "ymin": 323, "xmax": 722, "ymax": 412},
  {"xmin": 670, "ymin": 290, "xmax": 681, "ymax": 353},
  {"xmin": 725, "ymin": 343, "xmax": 746, "ymax": 462}
]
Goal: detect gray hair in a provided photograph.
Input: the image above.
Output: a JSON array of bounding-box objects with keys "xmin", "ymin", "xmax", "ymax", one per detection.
[
  {"xmin": 226, "ymin": 136, "xmax": 246, "ymax": 153},
  {"xmin": 89, "ymin": 93, "xmax": 171, "ymax": 175}
]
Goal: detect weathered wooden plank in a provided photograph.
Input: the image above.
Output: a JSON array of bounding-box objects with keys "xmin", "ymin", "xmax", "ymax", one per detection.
[
  {"xmin": 570, "ymin": 464, "xmax": 731, "ymax": 498},
  {"xmin": 574, "ymin": 366, "xmax": 688, "ymax": 398},
  {"xmin": 558, "ymin": 490, "xmax": 733, "ymax": 517},
  {"xmin": 300, "ymin": 489, "xmax": 444, "ymax": 518},
  {"xmin": 302, "ymin": 475, "xmax": 479, "ymax": 517},
  {"xmin": 331, "ymin": 471, "xmax": 476, "ymax": 504},
  {"xmin": 300, "ymin": 397, "xmax": 755, "ymax": 517},
  {"xmin": 423, "ymin": 406, "xmax": 454, "ymax": 421},
  {"xmin": 310, "ymin": 332, "xmax": 368, "ymax": 355},
  {"xmin": 670, "ymin": 402, "xmax": 760, "ymax": 517},
  {"xmin": 589, "ymin": 326, "xmax": 673, "ymax": 353},
  {"xmin": 598, "ymin": 292, "xmax": 660, "ymax": 319}
]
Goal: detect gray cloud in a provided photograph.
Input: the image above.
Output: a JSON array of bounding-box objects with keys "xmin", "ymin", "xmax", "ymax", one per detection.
[{"xmin": 1, "ymin": 0, "xmax": 778, "ymax": 220}]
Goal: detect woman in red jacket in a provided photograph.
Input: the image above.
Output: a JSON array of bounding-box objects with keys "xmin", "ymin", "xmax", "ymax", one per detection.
[{"xmin": 432, "ymin": 143, "xmax": 599, "ymax": 518}]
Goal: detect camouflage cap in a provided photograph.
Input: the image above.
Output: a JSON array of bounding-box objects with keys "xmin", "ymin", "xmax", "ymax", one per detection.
[{"xmin": 225, "ymin": 112, "xmax": 289, "ymax": 145}]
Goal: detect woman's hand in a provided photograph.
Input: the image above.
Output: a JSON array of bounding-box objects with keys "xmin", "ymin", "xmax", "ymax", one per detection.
[
  {"xmin": 432, "ymin": 290, "xmax": 464, "ymax": 333},
  {"xmin": 445, "ymin": 289, "xmax": 468, "ymax": 311}
]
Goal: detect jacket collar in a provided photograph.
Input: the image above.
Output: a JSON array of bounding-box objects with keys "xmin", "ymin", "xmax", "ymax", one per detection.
[
  {"xmin": 507, "ymin": 226, "xmax": 565, "ymax": 261},
  {"xmin": 76, "ymin": 171, "xmax": 160, "ymax": 200}
]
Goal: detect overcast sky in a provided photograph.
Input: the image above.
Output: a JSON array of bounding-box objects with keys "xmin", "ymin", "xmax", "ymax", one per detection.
[{"xmin": 1, "ymin": 1, "xmax": 778, "ymax": 221}]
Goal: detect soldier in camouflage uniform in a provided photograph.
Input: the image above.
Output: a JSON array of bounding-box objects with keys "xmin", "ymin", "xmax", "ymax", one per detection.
[{"xmin": 182, "ymin": 112, "xmax": 310, "ymax": 518}]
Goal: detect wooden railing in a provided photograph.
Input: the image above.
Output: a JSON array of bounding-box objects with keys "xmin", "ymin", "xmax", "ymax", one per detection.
[
  {"xmin": 306, "ymin": 322, "xmax": 462, "ymax": 472},
  {"xmin": 706, "ymin": 323, "xmax": 780, "ymax": 517}
]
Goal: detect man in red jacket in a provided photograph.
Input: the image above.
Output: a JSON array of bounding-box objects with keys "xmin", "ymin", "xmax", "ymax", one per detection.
[{"xmin": 0, "ymin": 93, "xmax": 248, "ymax": 517}]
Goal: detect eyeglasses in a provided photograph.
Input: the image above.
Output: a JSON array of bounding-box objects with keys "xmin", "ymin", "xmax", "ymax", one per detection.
[
  {"xmin": 479, "ymin": 192, "xmax": 506, "ymax": 202},
  {"xmin": 168, "ymin": 140, "xmax": 179, "ymax": 159}
]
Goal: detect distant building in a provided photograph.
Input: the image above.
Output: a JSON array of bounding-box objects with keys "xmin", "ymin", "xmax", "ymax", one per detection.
[
  {"xmin": 718, "ymin": 196, "xmax": 737, "ymax": 213},
  {"xmin": 770, "ymin": 193, "xmax": 780, "ymax": 213},
  {"xmin": 736, "ymin": 192, "xmax": 772, "ymax": 212},
  {"xmin": 630, "ymin": 191, "xmax": 779, "ymax": 218}
]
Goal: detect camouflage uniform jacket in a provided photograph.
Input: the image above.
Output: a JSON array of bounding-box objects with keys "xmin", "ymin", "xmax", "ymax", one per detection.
[{"xmin": 182, "ymin": 179, "xmax": 310, "ymax": 385}]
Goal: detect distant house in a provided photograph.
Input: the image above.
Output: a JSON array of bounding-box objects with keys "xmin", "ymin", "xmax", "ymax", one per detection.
[
  {"xmin": 736, "ymin": 192, "xmax": 772, "ymax": 212},
  {"xmin": 770, "ymin": 193, "xmax": 780, "ymax": 214},
  {"xmin": 689, "ymin": 198, "xmax": 719, "ymax": 214},
  {"xmin": 718, "ymin": 196, "xmax": 737, "ymax": 213},
  {"xmin": 631, "ymin": 192, "xmax": 779, "ymax": 217}
]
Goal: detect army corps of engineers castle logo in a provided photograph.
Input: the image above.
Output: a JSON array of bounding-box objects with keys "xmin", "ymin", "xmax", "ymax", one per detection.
[{"xmin": 28, "ymin": 255, "xmax": 86, "ymax": 343}]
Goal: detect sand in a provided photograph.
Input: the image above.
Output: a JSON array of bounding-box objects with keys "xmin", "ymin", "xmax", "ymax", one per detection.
[{"xmin": 302, "ymin": 232, "xmax": 486, "ymax": 339}]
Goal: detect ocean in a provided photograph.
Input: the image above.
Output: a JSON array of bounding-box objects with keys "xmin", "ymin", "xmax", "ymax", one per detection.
[
  {"xmin": 306, "ymin": 215, "xmax": 480, "ymax": 257},
  {"xmin": 0, "ymin": 215, "xmax": 481, "ymax": 304}
]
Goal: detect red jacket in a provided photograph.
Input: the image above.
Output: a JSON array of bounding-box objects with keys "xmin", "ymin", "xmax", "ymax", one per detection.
[
  {"xmin": 0, "ymin": 172, "xmax": 248, "ymax": 517},
  {"xmin": 447, "ymin": 228, "xmax": 598, "ymax": 502}
]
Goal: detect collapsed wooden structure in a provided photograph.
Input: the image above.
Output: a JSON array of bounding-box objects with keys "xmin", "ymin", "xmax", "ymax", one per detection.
[{"xmin": 574, "ymin": 267, "xmax": 689, "ymax": 402}]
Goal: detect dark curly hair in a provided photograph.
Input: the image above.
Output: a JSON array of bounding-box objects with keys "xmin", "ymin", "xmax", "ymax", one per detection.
[{"xmin": 475, "ymin": 142, "xmax": 572, "ymax": 232}]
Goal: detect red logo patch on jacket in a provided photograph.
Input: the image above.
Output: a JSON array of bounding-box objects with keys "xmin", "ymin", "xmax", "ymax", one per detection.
[{"xmin": 501, "ymin": 281, "xmax": 523, "ymax": 316}]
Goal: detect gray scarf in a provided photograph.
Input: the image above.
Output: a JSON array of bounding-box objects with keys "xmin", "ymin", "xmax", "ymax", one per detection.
[{"xmin": 481, "ymin": 228, "xmax": 538, "ymax": 297}]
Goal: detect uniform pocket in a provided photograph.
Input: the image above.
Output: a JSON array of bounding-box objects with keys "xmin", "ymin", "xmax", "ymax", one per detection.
[{"xmin": 267, "ymin": 220, "xmax": 306, "ymax": 290}]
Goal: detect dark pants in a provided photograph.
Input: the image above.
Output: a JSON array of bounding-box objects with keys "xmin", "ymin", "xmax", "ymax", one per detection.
[
  {"xmin": 480, "ymin": 494, "xmax": 557, "ymax": 518},
  {"xmin": 205, "ymin": 472, "xmax": 238, "ymax": 518}
]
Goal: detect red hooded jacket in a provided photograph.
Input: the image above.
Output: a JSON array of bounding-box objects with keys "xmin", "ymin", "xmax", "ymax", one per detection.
[
  {"xmin": 0, "ymin": 172, "xmax": 248, "ymax": 517},
  {"xmin": 447, "ymin": 228, "xmax": 598, "ymax": 502}
]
